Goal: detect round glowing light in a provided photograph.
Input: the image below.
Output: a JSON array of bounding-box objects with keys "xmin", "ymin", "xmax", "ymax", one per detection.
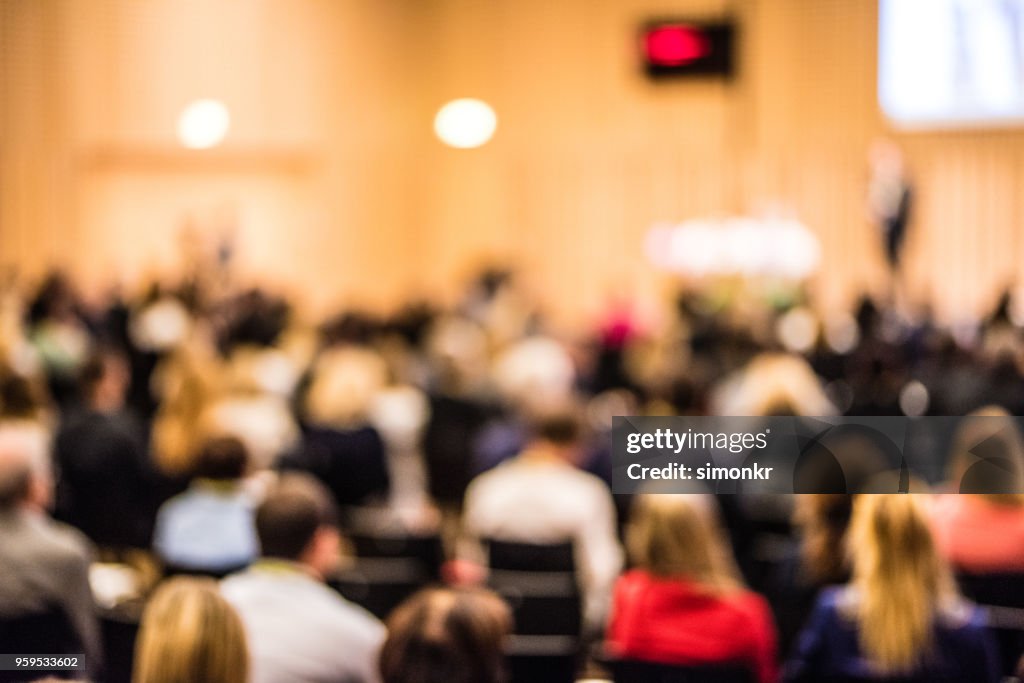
[
  {"xmin": 177, "ymin": 99, "xmax": 230, "ymax": 149},
  {"xmin": 775, "ymin": 307, "xmax": 819, "ymax": 353},
  {"xmin": 433, "ymin": 99, "xmax": 497, "ymax": 149},
  {"xmin": 899, "ymin": 380, "xmax": 930, "ymax": 417}
]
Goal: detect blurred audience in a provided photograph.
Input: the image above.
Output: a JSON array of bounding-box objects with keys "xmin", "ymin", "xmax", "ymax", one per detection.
[
  {"xmin": 133, "ymin": 577, "xmax": 248, "ymax": 683},
  {"xmin": 199, "ymin": 356, "xmax": 299, "ymax": 472},
  {"xmin": 1, "ymin": 264, "xmax": 1024, "ymax": 683},
  {"xmin": 784, "ymin": 495, "xmax": 999, "ymax": 682},
  {"xmin": 606, "ymin": 494, "xmax": 778, "ymax": 683},
  {"xmin": 380, "ymin": 587, "xmax": 511, "ymax": 683},
  {"xmin": 221, "ymin": 473, "xmax": 385, "ymax": 683}
]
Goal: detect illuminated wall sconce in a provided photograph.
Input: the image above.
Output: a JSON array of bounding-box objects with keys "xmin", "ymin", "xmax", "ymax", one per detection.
[
  {"xmin": 434, "ymin": 98, "xmax": 497, "ymax": 149},
  {"xmin": 177, "ymin": 99, "xmax": 231, "ymax": 149}
]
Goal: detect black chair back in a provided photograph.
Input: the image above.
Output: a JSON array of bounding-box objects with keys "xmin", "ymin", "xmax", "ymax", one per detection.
[
  {"xmin": 609, "ymin": 659, "xmax": 756, "ymax": 683},
  {"xmin": 0, "ymin": 607, "xmax": 82, "ymax": 682},
  {"xmin": 329, "ymin": 524, "xmax": 444, "ymax": 619},
  {"xmin": 957, "ymin": 571, "xmax": 1024, "ymax": 609},
  {"xmin": 348, "ymin": 531, "xmax": 444, "ymax": 578},
  {"xmin": 162, "ymin": 562, "xmax": 249, "ymax": 580},
  {"xmin": 100, "ymin": 610, "xmax": 141, "ymax": 683},
  {"xmin": 957, "ymin": 571, "xmax": 1024, "ymax": 676},
  {"xmin": 485, "ymin": 539, "xmax": 582, "ymax": 683},
  {"xmin": 488, "ymin": 539, "xmax": 575, "ymax": 573},
  {"xmin": 331, "ymin": 557, "xmax": 435, "ymax": 620}
]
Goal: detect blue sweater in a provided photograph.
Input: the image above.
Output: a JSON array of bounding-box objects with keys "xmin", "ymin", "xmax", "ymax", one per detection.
[{"xmin": 783, "ymin": 586, "xmax": 1000, "ymax": 683}]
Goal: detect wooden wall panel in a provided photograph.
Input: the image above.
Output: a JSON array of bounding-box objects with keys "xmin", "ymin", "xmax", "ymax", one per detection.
[{"xmin": 2, "ymin": 0, "xmax": 1024, "ymax": 325}]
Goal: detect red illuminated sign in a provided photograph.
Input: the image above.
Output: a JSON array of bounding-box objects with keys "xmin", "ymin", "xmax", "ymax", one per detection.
[
  {"xmin": 641, "ymin": 20, "xmax": 735, "ymax": 78},
  {"xmin": 644, "ymin": 25, "xmax": 711, "ymax": 66}
]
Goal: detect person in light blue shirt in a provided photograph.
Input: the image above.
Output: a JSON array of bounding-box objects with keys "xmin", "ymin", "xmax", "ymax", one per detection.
[{"xmin": 153, "ymin": 436, "xmax": 259, "ymax": 575}]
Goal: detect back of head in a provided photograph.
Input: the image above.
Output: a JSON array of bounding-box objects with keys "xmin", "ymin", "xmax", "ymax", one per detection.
[
  {"xmin": 0, "ymin": 425, "xmax": 51, "ymax": 511},
  {"xmin": 848, "ymin": 495, "xmax": 956, "ymax": 674},
  {"xmin": 255, "ymin": 473, "xmax": 337, "ymax": 562},
  {"xmin": 626, "ymin": 494, "xmax": 741, "ymax": 593},
  {"xmin": 304, "ymin": 347, "xmax": 387, "ymax": 427},
  {"xmin": 0, "ymin": 370, "xmax": 47, "ymax": 421},
  {"xmin": 194, "ymin": 436, "xmax": 249, "ymax": 481},
  {"xmin": 947, "ymin": 406, "xmax": 1024, "ymax": 498},
  {"xmin": 717, "ymin": 353, "xmax": 836, "ymax": 416},
  {"xmin": 78, "ymin": 348, "xmax": 129, "ymax": 407},
  {"xmin": 531, "ymin": 405, "xmax": 584, "ymax": 448},
  {"xmin": 380, "ymin": 587, "xmax": 511, "ymax": 683},
  {"xmin": 133, "ymin": 577, "xmax": 248, "ymax": 683},
  {"xmin": 794, "ymin": 494, "xmax": 854, "ymax": 584}
]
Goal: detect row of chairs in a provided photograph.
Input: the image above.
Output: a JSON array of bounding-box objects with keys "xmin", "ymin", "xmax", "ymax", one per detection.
[
  {"xmin": 7, "ymin": 533, "xmax": 1023, "ymax": 683},
  {"xmin": 957, "ymin": 571, "xmax": 1024, "ymax": 678}
]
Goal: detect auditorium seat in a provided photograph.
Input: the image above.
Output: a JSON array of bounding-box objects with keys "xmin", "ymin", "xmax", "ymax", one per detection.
[
  {"xmin": 485, "ymin": 539, "xmax": 582, "ymax": 683},
  {"xmin": 348, "ymin": 528, "xmax": 444, "ymax": 578},
  {"xmin": 0, "ymin": 607, "xmax": 82, "ymax": 682},
  {"xmin": 603, "ymin": 658, "xmax": 756, "ymax": 683},
  {"xmin": 329, "ymin": 525, "xmax": 443, "ymax": 619},
  {"xmin": 100, "ymin": 608, "xmax": 142, "ymax": 683},
  {"xmin": 957, "ymin": 571, "xmax": 1024, "ymax": 676},
  {"xmin": 162, "ymin": 562, "xmax": 250, "ymax": 580},
  {"xmin": 331, "ymin": 556, "xmax": 435, "ymax": 620}
]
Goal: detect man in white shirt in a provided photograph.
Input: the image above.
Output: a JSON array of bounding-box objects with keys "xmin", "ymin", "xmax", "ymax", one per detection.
[
  {"xmin": 222, "ymin": 474, "xmax": 385, "ymax": 683},
  {"xmin": 462, "ymin": 408, "xmax": 623, "ymax": 631}
]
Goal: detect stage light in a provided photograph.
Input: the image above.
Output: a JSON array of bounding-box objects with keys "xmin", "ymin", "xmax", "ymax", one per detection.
[
  {"xmin": 434, "ymin": 99, "xmax": 497, "ymax": 149},
  {"xmin": 177, "ymin": 99, "xmax": 230, "ymax": 149}
]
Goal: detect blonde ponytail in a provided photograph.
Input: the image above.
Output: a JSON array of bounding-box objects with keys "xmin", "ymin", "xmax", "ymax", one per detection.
[{"xmin": 848, "ymin": 495, "xmax": 958, "ymax": 674}]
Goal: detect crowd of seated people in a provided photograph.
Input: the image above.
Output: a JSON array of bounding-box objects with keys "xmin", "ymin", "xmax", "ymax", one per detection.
[{"xmin": 2, "ymin": 267, "xmax": 1024, "ymax": 682}]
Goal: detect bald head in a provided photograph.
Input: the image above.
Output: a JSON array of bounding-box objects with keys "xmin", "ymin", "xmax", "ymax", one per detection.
[{"xmin": 0, "ymin": 426, "xmax": 52, "ymax": 511}]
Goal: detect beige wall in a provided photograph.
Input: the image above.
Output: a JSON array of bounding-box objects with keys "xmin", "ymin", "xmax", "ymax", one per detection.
[{"xmin": 3, "ymin": 0, "xmax": 1024, "ymax": 325}]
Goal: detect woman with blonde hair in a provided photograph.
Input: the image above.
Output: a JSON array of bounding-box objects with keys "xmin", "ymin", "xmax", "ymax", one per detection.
[
  {"xmin": 284, "ymin": 345, "xmax": 390, "ymax": 507},
  {"xmin": 606, "ymin": 494, "xmax": 778, "ymax": 683},
  {"xmin": 133, "ymin": 577, "xmax": 249, "ymax": 683},
  {"xmin": 785, "ymin": 495, "xmax": 998, "ymax": 682}
]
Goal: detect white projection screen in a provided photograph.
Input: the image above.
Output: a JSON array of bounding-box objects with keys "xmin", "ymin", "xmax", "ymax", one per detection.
[{"xmin": 879, "ymin": 0, "xmax": 1024, "ymax": 128}]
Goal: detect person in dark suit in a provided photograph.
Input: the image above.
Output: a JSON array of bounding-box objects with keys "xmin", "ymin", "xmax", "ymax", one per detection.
[
  {"xmin": 868, "ymin": 140, "xmax": 913, "ymax": 273},
  {"xmin": 283, "ymin": 346, "xmax": 390, "ymax": 511},
  {"xmin": 54, "ymin": 349, "xmax": 157, "ymax": 549}
]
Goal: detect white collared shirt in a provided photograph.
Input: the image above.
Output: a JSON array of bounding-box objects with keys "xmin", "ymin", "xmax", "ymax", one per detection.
[
  {"xmin": 221, "ymin": 560, "xmax": 385, "ymax": 683},
  {"xmin": 463, "ymin": 452, "xmax": 623, "ymax": 628}
]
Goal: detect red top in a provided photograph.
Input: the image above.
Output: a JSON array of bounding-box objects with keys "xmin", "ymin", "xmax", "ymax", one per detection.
[
  {"xmin": 606, "ymin": 569, "xmax": 778, "ymax": 683},
  {"xmin": 930, "ymin": 495, "xmax": 1024, "ymax": 574}
]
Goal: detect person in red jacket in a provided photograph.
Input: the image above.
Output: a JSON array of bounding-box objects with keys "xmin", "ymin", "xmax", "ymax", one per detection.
[{"xmin": 606, "ymin": 493, "xmax": 778, "ymax": 683}]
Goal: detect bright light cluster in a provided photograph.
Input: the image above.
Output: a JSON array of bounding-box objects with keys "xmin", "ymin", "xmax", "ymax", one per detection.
[{"xmin": 644, "ymin": 217, "xmax": 822, "ymax": 280}]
